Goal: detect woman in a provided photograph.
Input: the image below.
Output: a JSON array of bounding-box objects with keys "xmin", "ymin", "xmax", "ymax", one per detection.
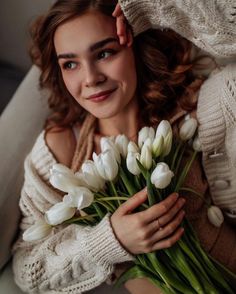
[{"xmin": 12, "ymin": 0, "xmax": 236, "ymax": 293}]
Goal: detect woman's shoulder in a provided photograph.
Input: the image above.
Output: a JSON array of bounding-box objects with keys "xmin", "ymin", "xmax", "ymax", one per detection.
[{"xmin": 44, "ymin": 126, "xmax": 77, "ymax": 168}]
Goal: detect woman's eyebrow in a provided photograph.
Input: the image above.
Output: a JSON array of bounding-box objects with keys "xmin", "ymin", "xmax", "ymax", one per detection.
[
  {"xmin": 90, "ymin": 37, "xmax": 118, "ymax": 52},
  {"xmin": 57, "ymin": 37, "xmax": 118, "ymax": 60}
]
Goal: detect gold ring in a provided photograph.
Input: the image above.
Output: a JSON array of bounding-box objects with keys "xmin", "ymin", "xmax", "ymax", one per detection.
[{"xmin": 156, "ymin": 218, "xmax": 163, "ymax": 230}]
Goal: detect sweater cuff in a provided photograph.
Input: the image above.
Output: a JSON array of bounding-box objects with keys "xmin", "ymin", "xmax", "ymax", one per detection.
[
  {"xmin": 78, "ymin": 214, "xmax": 134, "ymax": 270},
  {"xmin": 119, "ymin": 0, "xmax": 158, "ymax": 36}
]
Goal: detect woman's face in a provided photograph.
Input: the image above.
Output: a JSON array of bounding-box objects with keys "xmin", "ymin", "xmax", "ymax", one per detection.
[{"xmin": 54, "ymin": 10, "xmax": 137, "ymax": 119}]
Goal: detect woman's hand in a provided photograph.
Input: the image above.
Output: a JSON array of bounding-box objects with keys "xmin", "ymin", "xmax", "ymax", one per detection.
[
  {"xmin": 110, "ymin": 188, "xmax": 186, "ymax": 254},
  {"xmin": 112, "ymin": 3, "xmax": 132, "ymax": 47}
]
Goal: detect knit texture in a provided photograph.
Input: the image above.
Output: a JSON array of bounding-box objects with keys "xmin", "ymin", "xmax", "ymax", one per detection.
[
  {"xmin": 119, "ymin": 0, "xmax": 236, "ymax": 58},
  {"xmin": 197, "ymin": 63, "xmax": 236, "ymax": 219},
  {"xmin": 12, "ymin": 131, "xmax": 134, "ymax": 294}
]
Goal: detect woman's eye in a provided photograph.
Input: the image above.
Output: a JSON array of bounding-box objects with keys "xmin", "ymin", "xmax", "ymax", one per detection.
[
  {"xmin": 97, "ymin": 50, "xmax": 115, "ymax": 60},
  {"xmin": 62, "ymin": 61, "xmax": 77, "ymax": 70}
]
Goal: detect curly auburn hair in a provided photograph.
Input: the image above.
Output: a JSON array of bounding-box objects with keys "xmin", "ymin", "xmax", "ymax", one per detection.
[{"xmin": 29, "ymin": 0, "xmax": 205, "ymax": 132}]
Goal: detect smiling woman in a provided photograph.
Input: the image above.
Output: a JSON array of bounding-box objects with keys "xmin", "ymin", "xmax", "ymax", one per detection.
[
  {"xmin": 53, "ymin": 11, "xmax": 137, "ymax": 121},
  {"xmin": 12, "ymin": 0, "xmax": 236, "ymax": 293}
]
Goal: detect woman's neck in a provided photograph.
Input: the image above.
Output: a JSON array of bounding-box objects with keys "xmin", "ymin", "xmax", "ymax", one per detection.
[{"xmin": 96, "ymin": 99, "xmax": 140, "ymax": 141}]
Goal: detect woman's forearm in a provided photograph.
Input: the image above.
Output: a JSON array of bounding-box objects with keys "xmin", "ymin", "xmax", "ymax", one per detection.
[{"xmin": 119, "ymin": 0, "xmax": 236, "ymax": 58}]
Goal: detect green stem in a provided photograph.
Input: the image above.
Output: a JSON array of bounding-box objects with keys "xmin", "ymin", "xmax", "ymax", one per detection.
[
  {"xmin": 146, "ymin": 171, "xmax": 156, "ymax": 206},
  {"xmin": 119, "ymin": 166, "xmax": 137, "ymax": 195},
  {"xmin": 171, "ymin": 141, "xmax": 183, "ymax": 171},
  {"xmin": 109, "ymin": 180, "xmax": 120, "ymax": 206},
  {"xmin": 175, "ymin": 150, "xmax": 197, "ymax": 192},
  {"xmin": 63, "ymin": 213, "xmax": 98, "ymax": 224}
]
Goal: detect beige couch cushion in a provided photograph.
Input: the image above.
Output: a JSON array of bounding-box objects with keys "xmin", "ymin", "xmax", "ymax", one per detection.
[{"xmin": 0, "ymin": 66, "xmax": 50, "ymax": 270}]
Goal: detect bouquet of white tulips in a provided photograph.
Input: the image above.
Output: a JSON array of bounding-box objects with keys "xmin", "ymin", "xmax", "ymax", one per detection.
[{"xmin": 23, "ymin": 117, "xmax": 236, "ymax": 293}]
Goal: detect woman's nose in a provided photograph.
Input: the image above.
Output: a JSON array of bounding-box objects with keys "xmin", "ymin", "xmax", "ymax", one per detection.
[{"xmin": 84, "ymin": 64, "xmax": 106, "ymax": 87}]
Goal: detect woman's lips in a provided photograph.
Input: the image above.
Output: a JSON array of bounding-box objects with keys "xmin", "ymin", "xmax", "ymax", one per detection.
[{"xmin": 87, "ymin": 88, "xmax": 116, "ymax": 103}]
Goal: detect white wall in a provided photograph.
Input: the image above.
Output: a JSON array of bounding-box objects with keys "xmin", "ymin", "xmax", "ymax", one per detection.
[{"xmin": 0, "ymin": 1, "xmax": 53, "ymax": 72}]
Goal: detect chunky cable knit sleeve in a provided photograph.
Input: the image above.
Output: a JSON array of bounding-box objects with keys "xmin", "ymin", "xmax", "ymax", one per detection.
[
  {"xmin": 119, "ymin": 0, "xmax": 236, "ymax": 58},
  {"xmin": 12, "ymin": 131, "xmax": 134, "ymax": 294}
]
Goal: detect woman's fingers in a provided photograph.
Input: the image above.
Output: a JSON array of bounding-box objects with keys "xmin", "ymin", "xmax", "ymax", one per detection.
[
  {"xmin": 112, "ymin": 3, "xmax": 122, "ymax": 17},
  {"xmin": 117, "ymin": 15, "xmax": 126, "ymax": 36},
  {"xmin": 139, "ymin": 193, "xmax": 181, "ymax": 224},
  {"xmin": 149, "ymin": 209, "xmax": 185, "ymax": 244},
  {"xmin": 117, "ymin": 187, "xmax": 148, "ymax": 215},
  {"xmin": 157, "ymin": 197, "xmax": 186, "ymax": 226},
  {"xmin": 113, "ymin": 3, "xmax": 129, "ymax": 45},
  {"xmin": 151, "ymin": 227, "xmax": 185, "ymax": 252}
]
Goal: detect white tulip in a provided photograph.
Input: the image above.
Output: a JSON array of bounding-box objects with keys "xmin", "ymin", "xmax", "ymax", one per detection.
[
  {"xmin": 207, "ymin": 206, "xmax": 224, "ymax": 227},
  {"xmin": 152, "ymin": 135, "xmax": 164, "ymax": 158},
  {"xmin": 23, "ymin": 220, "xmax": 52, "ymax": 242},
  {"xmin": 49, "ymin": 163, "xmax": 85, "ymax": 193},
  {"xmin": 45, "ymin": 202, "xmax": 76, "ymax": 226},
  {"xmin": 74, "ymin": 171, "xmax": 90, "ymax": 187},
  {"xmin": 151, "ymin": 162, "xmax": 174, "ymax": 189},
  {"xmin": 128, "ymin": 141, "xmax": 139, "ymax": 153},
  {"xmin": 140, "ymin": 139, "xmax": 152, "ymax": 170},
  {"xmin": 100, "ymin": 137, "xmax": 121, "ymax": 163},
  {"xmin": 49, "ymin": 172, "xmax": 83, "ymax": 193},
  {"xmin": 179, "ymin": 118, "xmax": 198, "ymax": 141},
  {"xmin": 138, "ymin": 127, "xmax": 155, "ymax": 149},
  {"xmin": 93, "ymin": 150, "xmax": 119, "ymax": 181},
  {"xmin": 155, "ymin": 120, "xmax": 173, "ymax": 156},
  {"xmin": 79, "ymin": 160, "xmax": 105, "ymax": 191},
  {"xmin": 193, "ymin": 135, "xmax": 202, "ymax": 152},
  {"xmin": 50, "ymin": 163, "xmax": 74, "ymax": 176},
  {"xmin": 126, "ymin": 152, "xmax": 141, "ymax": 175},
  {"xmin": 63, "ymin": 186, "xmax": 94, "ymax": 209},
  {"xmin": 115, "ymin": 134, "xmax": 129, "ymax": 158}
]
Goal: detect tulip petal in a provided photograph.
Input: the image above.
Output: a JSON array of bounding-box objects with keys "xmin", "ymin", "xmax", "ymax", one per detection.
[
  {"xmin": 23, "ymin": 220, "xmax": 52, "ymax": 241},
  {"xmin": 45, "ymin": 202, "xmax": 76, "ymax": 226}
]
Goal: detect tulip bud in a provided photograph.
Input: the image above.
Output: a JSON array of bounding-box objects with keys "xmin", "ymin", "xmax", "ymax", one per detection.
[
  {"xmin": 179, "ymin": 118, "xmax": 198, "ymax": 141},
  {"xmin": 138, "ymin": 127, "xmax": 155, "ymax": 149},
  {"xmin": 49, "ymin": 164, "xmax": 84, "ymax": 193},
  {"xmin": 152, "ymin": 135, "xmax": 164, "ymax": 158},
  {"xmin": 128, "ymin": 141, "xmax": 139, "ymax": 153},
  {"xmin": 193, "ymin": 135, "xmax": 202, "ymax": 152},
  {"xmin": 92, "ymin": 150, "xmax": 119, "ymax": 181},
  {"xmin": 140, "ymin": 140, "xmax": 152, "ymax": 170},
  {"xmin": 207, "ymin": 206, "xmax": 224, "ymax": 227},
  {"xmin": 126, "ymin": 152, "xmax": 141, "ymax": 175},
  {"xmin": 151, "ymin": 162, "xmax": 174, "ymax": 189},
  {"xmin": 155, "ymin": 120, "xmax": 173, "ymax": 156},
  {"xmin": 45, "ymin": 202, "xmax": 76, "ymax": 226},
  {"xmin": 50, "ymin": 163, "xmax": 74, "ymax": 176},
  {"xmin": 63, "ymin": 186, "xmax": 94, "ymax": 209},
  {"xmin": 115, "ymin": 134, "xmax": 129, "ymax": 158},
  {"xmin": 101, "ymin": 137, "xmax": 121, "ymax": 163},
  {"xmin": 23, "ymin": 220, "xmax": 52, "ymax": 242},
  {"xmin": 79, "ymin": 160, "xmax": 105, "ymax": 191}
]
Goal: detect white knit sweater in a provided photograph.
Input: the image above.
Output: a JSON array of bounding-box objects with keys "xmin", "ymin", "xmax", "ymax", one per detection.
[
  {"xmin": 13, "ymin": 1, "xmax": 236, "ymax": 293},
  {"xmin": 13, "ymin": 131, "xmax": 134, "ymax": 293},
  {"xmin": 119, "ymin": 0, "xmax": 236, "ymax": 58}
]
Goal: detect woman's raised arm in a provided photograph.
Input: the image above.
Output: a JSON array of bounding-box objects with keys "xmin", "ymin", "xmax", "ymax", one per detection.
[{"xmin": 115, "ymin": 1, "xmax": 236, "ymax": 58}]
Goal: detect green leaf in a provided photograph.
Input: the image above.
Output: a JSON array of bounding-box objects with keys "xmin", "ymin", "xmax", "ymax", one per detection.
[{"xmin": 174, "ymin": 150, "xmax": 197, "ymax": 192}]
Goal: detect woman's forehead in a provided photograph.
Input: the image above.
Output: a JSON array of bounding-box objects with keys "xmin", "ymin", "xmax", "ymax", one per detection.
[{"xmin": 54, "ymin": 11, "xmax": 118, "ymax": 55}]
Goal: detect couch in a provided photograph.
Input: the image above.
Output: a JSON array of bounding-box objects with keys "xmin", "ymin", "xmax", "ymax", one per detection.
[{"xmin": 0, "ymin": 66, "xmax": 129, "ymax": 294}]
